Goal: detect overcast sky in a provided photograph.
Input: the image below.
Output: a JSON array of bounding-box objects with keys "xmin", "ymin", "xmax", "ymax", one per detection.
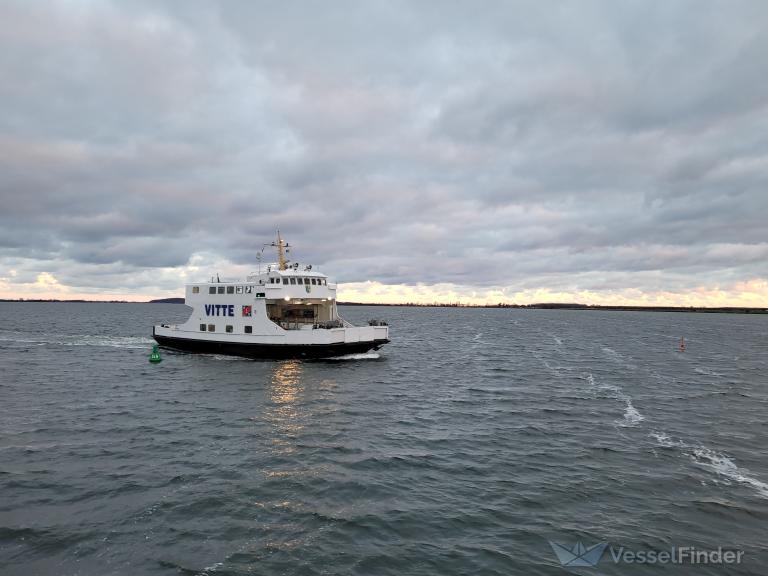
[{"xmin": 1, "ymin": 0, "xmax": 767, "ymax": 304}]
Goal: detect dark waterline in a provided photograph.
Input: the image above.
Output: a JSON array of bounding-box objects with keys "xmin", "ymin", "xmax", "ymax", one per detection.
[{"xmin": 1, "ymin": 303, "xmax": 767, "ymax": 575}]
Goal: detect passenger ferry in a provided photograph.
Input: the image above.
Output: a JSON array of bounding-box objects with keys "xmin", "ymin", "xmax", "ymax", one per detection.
[{"xmin": 153, "ymin": 233, "xmax": 389, "ymax": 359}]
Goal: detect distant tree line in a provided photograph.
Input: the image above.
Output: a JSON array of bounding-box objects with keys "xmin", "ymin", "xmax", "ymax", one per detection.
[{"xmin": 338, "ymin": 302, "xmax": 768, "ymax": 313}]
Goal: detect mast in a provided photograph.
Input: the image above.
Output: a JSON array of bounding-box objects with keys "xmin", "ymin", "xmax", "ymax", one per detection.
[{"xmin": 276, "ymin": 230, "xmax": 288, "ymax": 270}]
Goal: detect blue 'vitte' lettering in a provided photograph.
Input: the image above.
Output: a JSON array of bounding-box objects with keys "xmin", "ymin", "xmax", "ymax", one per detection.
[{"xmin": 204, "ymin": 303, "xmax": 235, "ymax": 316}]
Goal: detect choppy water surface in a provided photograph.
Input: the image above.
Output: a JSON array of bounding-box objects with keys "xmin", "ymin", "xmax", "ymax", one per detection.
[{"xmin": 1, "ymin": 303, "xmax": 767, "ymax": 575}]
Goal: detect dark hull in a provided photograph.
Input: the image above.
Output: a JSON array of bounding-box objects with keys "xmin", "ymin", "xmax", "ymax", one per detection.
[{"xmin": 153, "ymin": 333, "xmax": 389, "ymax": 360}]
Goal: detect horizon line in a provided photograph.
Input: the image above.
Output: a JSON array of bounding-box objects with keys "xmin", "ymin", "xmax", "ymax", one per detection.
[{"xmin": 1, "ymin": 297, "xmax": 766, "ymax": 313}]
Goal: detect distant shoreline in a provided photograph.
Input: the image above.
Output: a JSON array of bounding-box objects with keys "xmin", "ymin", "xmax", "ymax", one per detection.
[
  {"xmin": 1, "ymin": 298, "xmax": 766, "ymax": 314},
  {"xmin": 339, "ymin": 302, "xmax": 768, "ymax": 314}
]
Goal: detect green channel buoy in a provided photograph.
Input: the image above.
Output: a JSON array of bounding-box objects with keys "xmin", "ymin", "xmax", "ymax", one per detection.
[{"xmin": 149, "ymin": 344, "xmax": 162, "ymax": 363}]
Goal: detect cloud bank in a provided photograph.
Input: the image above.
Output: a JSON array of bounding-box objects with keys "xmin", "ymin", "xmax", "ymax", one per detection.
[{"xmin": 1, "ymin": 1, "xmax": 766, "ymax": 304}]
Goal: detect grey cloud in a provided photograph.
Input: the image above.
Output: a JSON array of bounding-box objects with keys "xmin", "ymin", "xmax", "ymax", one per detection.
[{"xmin": 1, "ymin": 0, "xmax": 766, "ymax": 298}]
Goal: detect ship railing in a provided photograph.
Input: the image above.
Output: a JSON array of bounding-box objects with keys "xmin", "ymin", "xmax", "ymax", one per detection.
[
  {"xmin": 314, "ymin": 319, "xmax": 344, "ymax": 329},
  {"xmin": 275, "ymin": 316, "xmax": 322, "ymax": 330},
  {"xmin": 278, "ymin": 321, "xmax": 313, "ymax": 330},
  {"xmin": 271, "ymin": 318, "xmax": 354, "ymax": 330}
]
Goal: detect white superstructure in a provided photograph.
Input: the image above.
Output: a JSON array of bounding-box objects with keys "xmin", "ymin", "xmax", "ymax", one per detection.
[{"xmin": 153, "ymin": 233, "xmax": 389, "ymax": 359}]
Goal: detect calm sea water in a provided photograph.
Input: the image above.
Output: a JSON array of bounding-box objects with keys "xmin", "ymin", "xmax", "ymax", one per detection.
[{"xmin": 1, "ymin": 303, "xmax": 767, "ymax": 575}]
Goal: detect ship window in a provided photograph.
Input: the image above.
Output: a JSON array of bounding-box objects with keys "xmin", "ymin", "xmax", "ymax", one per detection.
[
  {"xmin": 290, "ymin": 277, "xmax": 296, "ymax": 285},
  {"xmin": 236, "ymin": 286, "xmax": 243, "ymax": 294},
  {"xmin": 245, "ymin": 286, "xmax": 253, "ymax": 293},
  {"xmin": 227, "ymin": 286, "xmax": 234, "ymax": 294},
  {"xmin": 282, "ymin": 278, "xmax": 288, "ymax": 285},
  {"xmin": 208, "ymin": 324, "xmax": 215, "ymax": 331},
  {"xmin": 225, "ymin": 325, "xmax": 233, "ymax": 333},
  {"xmin": 218, "ymin": 286, "xmax": 225, "ymax": 294},
  {"xmin": 192, "ymin": 286, "xmax": 200, "ymax": 294},
  {"xmin": 244, "ymin": 326, "xmax": 252, "ymax": 334},
  {"xmin": 311, "ymin": 278, "xmax": 316, "ymax": 285},
  {"xmin": 297, "ymin": 278, "xmax": 303, "ymax": 285},
  {"xmin": 209, "ymin": 287, "xmax": 216, "ymax": 294},
  {"xmin": 199, "ymin": 323, "xmax": 206, "ymax": 331}
]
